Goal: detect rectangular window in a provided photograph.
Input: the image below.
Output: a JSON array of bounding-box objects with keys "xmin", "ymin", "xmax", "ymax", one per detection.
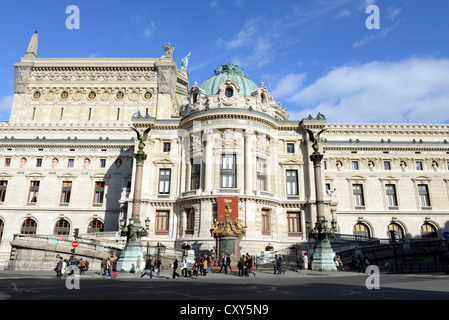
[
  {"xmin": 190, "ymin": 160, "xmax": 201, "ymax": 190},
  {"xmin": 4, "ymin": 158, "xmax": 11, "ymax": 167},
  {"xmin": 36, "ymin": 158, "xmax": 42, "ymax": 167},
  {"xmin": 100, "ymin": 159, "xmax": 106, "ymax": 168},
  {"xmin": 220, "ymin": 154, "xmax": 236, "ymax": 188},
  {"xmin": 416, "ymin": 161, "xmax": 423, "ymax": 171},
  {"xmin": 352, "ymin": 184, "xmax": 365, "ymax": 208},
  {"xmin": 68, "ymin": 159, "xmax": 74, "ymax": 167},
  {"xmin": 287, "ymin": 212, "xmax": 301, "ymax": 235},
  {"xmin": 60, "ymin": 181, "xmax": 72, "ymax": 204},
  {"xmin": 262, "ymin": 209, "xmax": 270, "ymax": 235},
  {"xmin": 385, "ymin": 184, "xmax": 398, "ymax": 208},
  {"xmin": 28, "ymin": 181, "xmax": 40, "ymax": 203},
  {"xmin": 418, "ymin": 184, "xmax": 431, "ymax": 208},
  {"xmin": 384, "ymin": 161, "xmax": 391, "ymax": 170},
  {"xmin": 256, "ymin": 157, "xmax": 267, "ymax": 191},
  {"xmin": 156, "ymin": 210, "xmax": 169, "ymax": 234},
  {"xmin": 287, "ymin": 143, "xmax": 295, "ymax": 154},
  {"xmin": 351, "ymin": 161, "xmax": 359, "ymax": 170},
  {"xmin": 93, "ymin": 182, "xmax": 105, "ymax": 204},
  {"xmin": 158, "ymin": 169, "xmax": 171, "ymax": 194},
  {"xmin": 0, "ymin": 180, "xmax": 7, "ymax": 202},
  {"xmin": 286, "ymin": 170, "xmax": 299, "ymax": 195},
  {"xmin": 186, "ymin": 208, "xmax": 195, "ymax": 234},
  {"xmin": 163, "ymin": 142, "xmax": 171, "ymax": 152}
]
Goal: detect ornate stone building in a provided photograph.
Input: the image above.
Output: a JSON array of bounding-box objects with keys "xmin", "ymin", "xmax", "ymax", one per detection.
[{"xmin": 0, "ymin": 33, "xmax": 448, "ymax": 267}]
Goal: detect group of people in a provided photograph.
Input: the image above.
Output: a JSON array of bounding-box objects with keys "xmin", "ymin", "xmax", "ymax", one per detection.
[
  {"xmin": 192, "ymin": 253, "xmax": 214, "ymax": 278},
  {"xmin": 54, "ymin": 257, "xmax": 89, "ymax": 278},
  {"xmin": 273, "ymin": 254, "xmax": 285, "ymax": 274},
  {"xmin": 334, "ymin": 254, "xmax": 345, "ymax": 271},
  {"xmin": 140, "ymin": 255, "xmax": 163, "ymax": 279},
  {"xmin": 237, "ymin": 253, "xmax": 256, "ymax": 277},
  {"xmin": 102, "ymin": 256, "xmax": 117, "ymax": 279}
]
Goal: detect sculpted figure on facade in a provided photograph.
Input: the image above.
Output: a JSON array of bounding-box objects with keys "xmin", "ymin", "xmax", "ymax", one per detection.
[{"xmin": 162, "ymin": 43, "xmax": 176, "ymax": 57}]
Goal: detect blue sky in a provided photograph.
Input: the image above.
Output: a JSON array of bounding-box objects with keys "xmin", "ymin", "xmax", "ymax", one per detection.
[{"xmin": 0, "ymin": 0, "xmax": 448, "ymax": 123}]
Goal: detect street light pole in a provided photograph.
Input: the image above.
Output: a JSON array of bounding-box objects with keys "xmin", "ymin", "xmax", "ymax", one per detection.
[
  {"xmin": 304, "ymin": 119, "xmax": 338, "ymax": 272},
  {"xmin": 117, "ymin": 125, "xmax": 152, "ymax": 272}
]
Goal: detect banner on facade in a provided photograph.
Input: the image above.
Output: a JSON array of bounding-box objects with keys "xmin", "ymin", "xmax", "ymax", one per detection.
[{"xmin": 217, "ymin": 196, "xmax": 238, "ymax": 222}]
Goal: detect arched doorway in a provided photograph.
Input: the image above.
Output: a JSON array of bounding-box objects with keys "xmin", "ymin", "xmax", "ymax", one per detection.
[{"xmin": 353, "ymin": 222, "xmax": 371, "ymax": 237}]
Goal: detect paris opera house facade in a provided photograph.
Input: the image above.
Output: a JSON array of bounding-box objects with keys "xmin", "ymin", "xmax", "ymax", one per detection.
[{"xmin": 0, "ymin": 33, "xmax": 448, "ymax": 266}]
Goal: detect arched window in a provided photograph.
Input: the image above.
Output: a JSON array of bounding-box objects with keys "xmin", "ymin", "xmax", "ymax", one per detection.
[
  {"xmin": 353, "ymin": 223, "xmax": 370, "ymax": 237},
  {"xmin": 88, "ymin": 219, "xmax": 104, "ymax": 233},
  {"xmin": 21, "ymin": 218, "xmax": 37, "ymax": 235},
  {"xmin": 54, "ymin": 219, "xmax": 70, "ymax": 236},
  {"xmin": 387, "ymin": 223, "xmax": 404, "ymax": 239},
  {"xmin": 420, "ymin": 223, "xmax": 438, "ymax": 239}
]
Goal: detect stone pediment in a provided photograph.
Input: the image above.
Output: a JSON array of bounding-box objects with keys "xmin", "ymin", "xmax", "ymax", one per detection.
[
  {"xmin": 153, "ymin": 158, "xmax": 176, "ymax": 166},
  {"xmin": 278, "ymin": 158, "xmax": 304, "ymax": 166}
]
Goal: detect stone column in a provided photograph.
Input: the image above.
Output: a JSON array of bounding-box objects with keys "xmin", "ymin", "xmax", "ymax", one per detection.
[
  {"xmin": 311, "ymin": 153, "xmax": 325, "ymax": 221},
  {"xmin": 244, "ymin": 129, "xmax": 254, "ymax": 195},
  {"xmin": 203, "ymin": 129, "xmax": 214, "ymax": 194}
]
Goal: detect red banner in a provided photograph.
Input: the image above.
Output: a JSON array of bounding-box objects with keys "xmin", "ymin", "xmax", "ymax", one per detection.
[{"xmin": 217, "ymin": 197, "xmax": 238, "ymax": 222}]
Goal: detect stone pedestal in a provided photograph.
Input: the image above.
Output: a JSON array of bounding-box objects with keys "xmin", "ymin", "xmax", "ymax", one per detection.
[
  {"xmin": 311, "ymin": 237, "xmax": 337, "ymax": 272},
  {"xmin": 117, "ymin": 235, "xmax": 144, "ymax": 273}
]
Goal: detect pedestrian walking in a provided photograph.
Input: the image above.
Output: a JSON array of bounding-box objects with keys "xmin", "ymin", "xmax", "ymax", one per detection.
[
  {"xmin": 55, "ymin": 257, "xmax": 63, "ymax": 279},
  {"xmin": 192, "ymin": 259, "xmax": 199, "ymax": 279},
  {"xmin": 273, "ymin": 254, "xmax": 278, "ymax": 274},
  {"xmin": 154, "ymin": 258, "xmax": 162, "ymax": 277},
  {"xmin": 181, "ymin": 256, "xmax": 189, "ymax": 277},
  {"xmin": 277, "ymin": 255, "xmax": 285, "ymax": 274},
  {"xmin": 245, "ymin": 254, "xmax": 256, "ymax": 277},
  {"xmin": 136, "ymin": 255, "xmax": 141, "ymax": 273},
  {"xmin": 172, "ymin": 256, "xmax": 180, "ymax": 279},
  {"xmin": 226, "ymin": 254, "xmax": 232, "ymax": 273},
  {"xmin": 141, "ymin": 255, "xmax": 154, "ymax": 279},
  {"xmin": 79, "ymin": 258, "xmax": 86, "ymax": 275},
  {"xmin": 303, "ymin": 254, "xmax": 309, "ymax": 270},
  {"xmin": 104, "ymin": 257, "xmax": 113, "ymax": 278},
  {"xmin": 207, "ymin": 255, "xmax": 215, "ymax": 273},
  {"xmin": 238, "ymin": 256, "xmax": 244, "ymax": 276},
  {"xmin": 202, "ymin": 257, "xmax": 208, "ymax": 276},
  {"xmin": 62, "ymin": 259, "xmax": 68, "ymax": 277}
]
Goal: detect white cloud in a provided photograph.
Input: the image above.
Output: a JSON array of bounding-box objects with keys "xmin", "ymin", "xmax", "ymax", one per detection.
[
  {"xmin": 143, "ymin": 20, "xmax": 156, "ymax": 38},
  {"xmin": 0, "ymin": 95, "xmax": 13, "ymax": 111},
  {"xmin": 353, "ymin": 21, "xmax": 399, "ymax": 47},
  {"xmin": 0, "ymin": 95, "xmax": 13, "ymax": 121},
  {"xmin": 274, "ymin": 57, "xmax": 449, "ymax": 124},
  {"xmin": 270, "ymin": 73, "xmax": 307, "ymax": 99}
]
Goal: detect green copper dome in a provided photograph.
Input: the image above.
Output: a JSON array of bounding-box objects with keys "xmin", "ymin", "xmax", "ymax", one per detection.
[{"xmin": 199, "ymin": 64, "xmax": 260, "ymax": 95}]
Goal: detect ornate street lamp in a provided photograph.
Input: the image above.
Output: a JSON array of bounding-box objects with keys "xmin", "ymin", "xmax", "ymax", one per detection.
[
  {"xmin": 117, "ymin": 124, "xmax": 152, "ymax": 272},
  {"xmin": 304, "ymin": 119, "xmax": 338, "ymax": 271}
]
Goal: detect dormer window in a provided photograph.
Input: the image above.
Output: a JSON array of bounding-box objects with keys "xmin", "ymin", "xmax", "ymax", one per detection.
[
  {"xmin": 261, "ymin": 93, "xmax": 267, "ymax": 104},
  {"xmin": 225, "ymin": 87, "xmax": 234, "ymax": 97}
]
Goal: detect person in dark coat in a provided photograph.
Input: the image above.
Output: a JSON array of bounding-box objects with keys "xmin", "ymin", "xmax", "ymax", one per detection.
[
  {"xmin": 172, "ymin": 256, "xmax": 180, "ymax": 279},
  {"xmin": 141, "ymin": 255, "xmax": 154, "ymax": 279}
]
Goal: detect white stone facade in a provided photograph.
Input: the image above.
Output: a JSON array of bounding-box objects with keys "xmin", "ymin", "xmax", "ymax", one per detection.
[{"xmin": 0, "ymin": 33, "xmax": 448, "ymax": 267}]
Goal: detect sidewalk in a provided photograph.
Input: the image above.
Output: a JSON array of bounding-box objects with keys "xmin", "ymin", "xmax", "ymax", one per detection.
[{"xmin": 0, "ymin": 267, "xmax": 365, "ymax": 280}]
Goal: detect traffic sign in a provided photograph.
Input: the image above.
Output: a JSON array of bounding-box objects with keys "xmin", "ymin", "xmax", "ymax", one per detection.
[
  {"xmin": 443, "ymin": 232, "xmax": 449, "ymax": 239},
  {"xmin": 390, "ymin": 240, "xmax": 398, "ymax": 247},
  {"xmin": 72, "ymin": 241, "xmax": 79, "ymax": 248}
]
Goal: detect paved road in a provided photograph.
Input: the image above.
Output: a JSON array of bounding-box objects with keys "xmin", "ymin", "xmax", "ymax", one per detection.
[{"xmin": 1, "ymin": 268, "xmax": 449, "ymax": 302}]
